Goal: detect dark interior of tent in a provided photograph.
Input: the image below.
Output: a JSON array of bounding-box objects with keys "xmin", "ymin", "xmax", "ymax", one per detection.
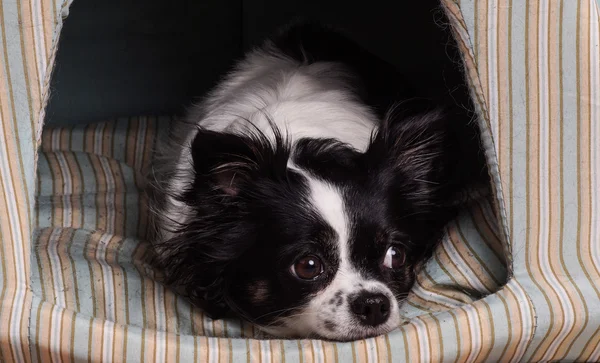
[{"xmin": 45, "ymin": 0, "xmax": 474, "ymax": 127}]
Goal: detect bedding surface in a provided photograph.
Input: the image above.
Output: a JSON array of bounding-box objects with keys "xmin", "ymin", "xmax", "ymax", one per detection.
[{"xmin": 31, "ymin": 116, "xmax": 505, "ymax": 361}]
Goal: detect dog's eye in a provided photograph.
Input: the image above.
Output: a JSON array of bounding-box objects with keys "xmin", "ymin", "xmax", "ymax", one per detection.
[
  {"xmin": 383, "ymin": 246, "xmax": 405, "ymax": 270},
  {"xmin": 291, "ymin": 255, "xmax": 324, "ymax": 280}
]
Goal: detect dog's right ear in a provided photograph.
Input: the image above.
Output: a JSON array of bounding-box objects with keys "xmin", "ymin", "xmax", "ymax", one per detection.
[
  {"xmin": 190, "ymin": 129, "xmax": 259, "ymax": 197},
  {"xmin": 189, "ymin": 129, "xmax": 289, "ymax": 198}
]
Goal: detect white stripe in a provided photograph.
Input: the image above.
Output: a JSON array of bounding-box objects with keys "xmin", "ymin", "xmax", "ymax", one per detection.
[
  {"xmin": 442, "ymin": 237, "xmax": 490, "ymax": 293},
  {"xmin": 97, "ymin": 152, "xmax": 118, "ymax": 324},
  {"xmin": 202, "ymin": 315, "xmax": 213, "ymax": 337},
  {"xmin": 55, "ymin": 151, "xmax": 73, "ymax": 225},
  {"xmin": 411, "ymin": 282, "xmax": 465, "ymax": 308},
  {"xmin": 587, "ymin": 2, "xmax": 600, "ymax": 358},
  {"xmin": 154, "ymin": 285, "xmax": 166, "ymax": 363},
  {"xmin": 590, "ymin": 0, "xmax": 600, "ymax": 283},
  {"xmin": 488, "ymin": 0, "xmax": 500, "ymax": 153},
  {"xmin": 461, "ymin": 305, "xmax": 480, "ymax": 363},
  {"xmin": 49, "ymin": 304, "xmax": 64, "ymax": 363},
  {"xmin": 94, "ymin": 123, "xmax": 104, "ymax": 155},
  {"xmin": 102, "ymin": 319, "xmax": 114, "ymax": 363},
  {"xmin": 507, "ymin": 281, "xmax": 534, "ymax": 362},
  {"xmin": 135, "ymin": 116, "xmax": 148, "ymax": 170},
  {"xmin": 208, "ymin": 336, "xmax": 219, "ymax": 363},
  {"xmin": 261, "ymin": 340, "xmax": 272, "ymax": 363},
  {"xmin": 31, "ymin": 0, "xmax": 48, "ymax": 90},
  {"xmin": 364, "ymin": 337, "xmax": 379, "ymax": 363},
  {"xmin": 413, "ymin": 318, "xmax": 429, "ymax": 363},
  {"xmin": 48, "ymin": 229, "xmax": 66, "ymax": 307}
]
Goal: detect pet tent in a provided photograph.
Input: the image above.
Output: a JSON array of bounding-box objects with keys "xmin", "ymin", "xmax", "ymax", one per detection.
[{"xmin": 0, "ymin": 0, "xmax": 599, "ymax": 361}]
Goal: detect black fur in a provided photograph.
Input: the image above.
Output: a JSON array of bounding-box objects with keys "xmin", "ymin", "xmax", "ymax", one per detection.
[
  {"xmin": 149, "ymin": 21, "xmax": 488, "ymax": 339},
  {"xmin": 266, "ymin": 20, "xmax": 414, "ymax": 118}
]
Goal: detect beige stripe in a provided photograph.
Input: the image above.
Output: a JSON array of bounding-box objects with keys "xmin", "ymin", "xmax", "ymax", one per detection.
[
  {"xmin": 45, "ymin": 151, "xmax": 62, "ymax": 226},
  {"xmin": 37, "ymin": 303, "xmax": 52, "ymax": 362},
  {"xmin": 420, "ymin": 267, "xmax": 470, "ymax": 304},
  {"xmin": 66, "ymin": 153, "xmax": 83, "ymax": 312},
  {"xmin": 494, "ymin": 292, "xmax": 515, "ymax": 359},
  {"xmin": 475, "ymin": 301, "xmax": 495, "ymax": 362},
  {"xmin": 32, "ymin": 232, "xmax": 48, "ymax": 363},
  {"xmin": 523, "ymin": 0, "xmax": 561, "ymax": 358},
  {"xmin": 58, "ymin": 307, "xmax": 71, "ymax": 362},
  {"xmin": 57, "ymin": 229, "xmax": 77, "ymax": 310},
  {"xmin": 506, "ymin": 0, "xmax": 515, "ymax": 242},
  {"xmin": 112, "ymin": 322, "xmax": 125, "ymax": 363},
  {"xmin": 0, "ymin": 6, "xmax": 30, "ymax": 338},
  {"xmin": 545, "ymin": 3, "xmax": 572, "ymax": 352},
  {"xmin": 64, "ymin": 151, "xmax": 83, "ymax": 228},
  {"xmin": 373, "ymin": 335, "xmax": 388, "ymax": 363},
  {"xmin": 164, "ymin": 330, "xmax": 177, "ymax": 363},
  {"xmin": 403, "ymin": 324, "xmax": 420, "ymax": 362},
  {"xmin": 455, "ymin": 223, "xmax": 502, "ymax": 288},
  {"xmin": 89, "ymin": 152, "xmax": 108, "ymax": 231},
  {"xmin": 497, "ymin": 0, "xmax": 511, "ymax": 221},
  {"xmin": 429, "ymin": 315, "xmax": 444, "ymax": 363},
  {"xmin": 192, "ymin": 305, "xmax": 206, "ymax": 337},
  {"xmin": 417, "ymin": 316, "xmax": 437, "ymax": 363},
  {"xmin": 447, "ymin": 308, "xmax": 469, "ymax": 362},
  {"xmin": 438, "ymin": 234, "xmax": 478, "ymax": 291},
  {"xmin": 109, "ymin": 160, "xmax": 127, "ymax": 327},
  {"xmin": 553, "ymin": 0, "xmax": 592, "ymax": 356},
  {"xmin": 506, "ymin": 281, "xmax": 534, "ymax": 361},
  {"xmin": 577, "ymin": 2, "xmax": 600, "ymax": 359},
  {"xmin": 125, "ymin": 118, "xmax": 138, "ymax": 171},
  {"xmin": 249, "ymin": 338, "xmax": 261, "ymax": 363},
  {"xmin": 400, "ymin": 325, "xmax": 411, "ymax": 362},
  {"xmin": 16, "ymin": 0, "xmax": 39, "ymax": 168},
  {"xmin": 32, "ymin": 300, "xmax": 42, "ymax": 363},
  {"xmin": 41, "ymin": 126, "xmax": 53, "ymax": 153},
  {"xmin": 86, "ymin": 154, "xmax": 108, "ymax": 319},
  {"xmin": 468, "ymin": 203, "xmax": 504, "ymax": 264},
  {"xmin": 40, "ymin": 0, "xmax": 52, "ymax": 54},
  {"xmin": 476, "ymin": 0, "xmax": 489, "ymax": 102},
  {"xmin": 0, "ymin": 5, "xmax": 32, "ymax": 294}
]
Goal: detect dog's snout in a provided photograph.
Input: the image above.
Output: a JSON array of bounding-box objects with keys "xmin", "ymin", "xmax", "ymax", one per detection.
[{"xmin": 350, "ymin": 291, "xmax": 390, "ymax": 326}]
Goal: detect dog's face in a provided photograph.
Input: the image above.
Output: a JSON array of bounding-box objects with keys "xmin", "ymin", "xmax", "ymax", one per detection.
[{"xmin": 155, "ymin": 104, "xmax": 462, "ymax": 341}]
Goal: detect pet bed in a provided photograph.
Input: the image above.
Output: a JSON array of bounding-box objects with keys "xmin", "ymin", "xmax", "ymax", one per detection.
[{"xmin": 0, "ymin": 0, "xmax": 599, "ymax": 361}]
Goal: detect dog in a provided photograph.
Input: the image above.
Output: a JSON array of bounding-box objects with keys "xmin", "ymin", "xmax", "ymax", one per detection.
[{"xmin": 148, "ymin": 21, "xmax": 487, "ymax": 341}]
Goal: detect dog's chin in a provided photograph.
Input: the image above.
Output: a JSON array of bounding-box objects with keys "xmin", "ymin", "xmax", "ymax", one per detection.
[{"xmin": 254, "ymin": 317, "xmax": 404, "ymax": 342}]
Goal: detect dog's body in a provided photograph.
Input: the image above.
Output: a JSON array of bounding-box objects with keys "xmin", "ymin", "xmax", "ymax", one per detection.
[{"xmin": 149, "ymin": 22, "xmax": 487, "ymax": 341}]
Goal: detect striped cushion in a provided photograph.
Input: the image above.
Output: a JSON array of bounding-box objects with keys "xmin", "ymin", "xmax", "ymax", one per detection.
[
  {"xmin": 0, "ymin": 0, "xmax": 69, "ymax": 360},
  {"xmin": 31, "ymin": 117, "xmax": 505, "ymax": 361},
  {"xmin": 444, "ymin": 0, "xmax": 600, "ymax": 360}
]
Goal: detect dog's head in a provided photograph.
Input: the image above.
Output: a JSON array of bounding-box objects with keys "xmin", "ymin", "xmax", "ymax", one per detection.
[{"xmin": 153, "ymin": 101, "xmax": 469, "ymax": 341}]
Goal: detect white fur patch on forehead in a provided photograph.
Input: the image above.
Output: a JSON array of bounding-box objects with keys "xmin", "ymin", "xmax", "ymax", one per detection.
[{"xmin": 304, "ymin": 175, "xmax": 349, "ymax": 248}]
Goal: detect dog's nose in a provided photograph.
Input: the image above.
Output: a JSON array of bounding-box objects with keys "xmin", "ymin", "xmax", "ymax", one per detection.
[{"xmin": 350, "ymin": 292, "xmax": 391, "ymax": 326}]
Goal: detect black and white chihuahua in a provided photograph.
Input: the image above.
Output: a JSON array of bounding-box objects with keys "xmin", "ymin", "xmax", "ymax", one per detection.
[{"xmin": 149, "ymin": 22, "xmax": 487, "ymax": 341}]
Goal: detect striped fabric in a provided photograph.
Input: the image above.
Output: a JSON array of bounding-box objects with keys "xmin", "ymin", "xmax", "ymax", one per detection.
[
  {"xmin": 31, "ymin": 117, "xmax": 505, "ymax": 362},
  {"xmin": 443, "ymin": 0, "xmax": 600, "ymax": 361},
  {"xmin": 0, "ymin": 0, "xmax": 70, "ymax": 361},
  {"xmin": 0, "ymin": 0, "xmax": 598, "ymax": 361}
]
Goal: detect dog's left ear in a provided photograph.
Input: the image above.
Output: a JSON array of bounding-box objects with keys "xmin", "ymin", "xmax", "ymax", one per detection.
[{"xmin": 365, "ymin": 100, "xmax": 470, "ymax": 210}]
